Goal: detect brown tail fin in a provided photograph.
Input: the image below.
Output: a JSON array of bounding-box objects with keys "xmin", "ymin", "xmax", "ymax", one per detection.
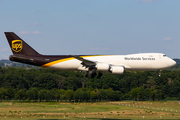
[{"xmin": 4, "ymin": 32, "xmax": 40, "ymax": 56}]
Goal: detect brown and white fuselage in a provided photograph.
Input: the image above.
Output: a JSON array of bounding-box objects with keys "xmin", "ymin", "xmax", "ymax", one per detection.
[{"xmin": 5, "ymin": 32, "xmax": 176, "ymax": 77}]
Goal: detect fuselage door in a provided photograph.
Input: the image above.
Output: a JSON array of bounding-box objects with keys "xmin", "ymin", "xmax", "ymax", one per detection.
[{"xmin": 159, "ymin": 55, "xmax": 162, "ymax": 59}]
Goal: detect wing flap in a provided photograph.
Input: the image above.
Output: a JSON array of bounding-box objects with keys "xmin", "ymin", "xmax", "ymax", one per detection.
[{"xmin": 70, "ymin": 55, "xmax": 96, "ymax": 68}]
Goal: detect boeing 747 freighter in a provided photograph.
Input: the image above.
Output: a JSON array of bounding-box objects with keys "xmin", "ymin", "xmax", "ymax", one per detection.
[{"xmin": 5, "ymin": 32, "xmax": 176, "ymax": 78}]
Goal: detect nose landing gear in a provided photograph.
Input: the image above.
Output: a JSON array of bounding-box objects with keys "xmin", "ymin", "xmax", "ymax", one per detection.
[{"xmin": 158, "ymin": 70, "xmax": 162, "ymax": 77}]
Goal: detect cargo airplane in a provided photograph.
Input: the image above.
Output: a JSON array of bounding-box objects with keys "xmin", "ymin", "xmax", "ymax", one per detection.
[{"xmin": 5, "ymin": 32, "xmax": 176, "ymax": 78}]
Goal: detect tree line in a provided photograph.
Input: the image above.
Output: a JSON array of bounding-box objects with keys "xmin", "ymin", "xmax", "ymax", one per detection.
[
  {"xmin": 0, "ymin": 67, "xmax": 180, "ymax": 101},
  {"xmin": 0, "ymin": 87, "xmax": 122, "ymax": 102}
]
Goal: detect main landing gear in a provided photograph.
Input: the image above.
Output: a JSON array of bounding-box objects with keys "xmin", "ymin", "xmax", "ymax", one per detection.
[
  {"xmin": 87, "ymin": 69, "xmax": 97, "ymax": 78},
  {"xmin": 86, "ymin": 69, "xmax": 103, "ymax": 79}
]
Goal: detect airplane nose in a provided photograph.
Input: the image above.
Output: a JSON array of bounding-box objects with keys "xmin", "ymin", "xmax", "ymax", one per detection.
[{"xmin": 168, "ymin": 59, "xmax": 176, "ymax": 67}]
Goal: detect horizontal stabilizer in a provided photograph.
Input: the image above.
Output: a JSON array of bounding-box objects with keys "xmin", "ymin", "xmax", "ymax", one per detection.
[{"xmin": 9, "ymin": 55, "xmax": 34, "ymax": 63}]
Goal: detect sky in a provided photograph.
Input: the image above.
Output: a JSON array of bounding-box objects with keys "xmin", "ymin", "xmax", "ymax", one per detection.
[{"xmin": 0, "ymin": 0, "xmax": 180, "ymax": 59}]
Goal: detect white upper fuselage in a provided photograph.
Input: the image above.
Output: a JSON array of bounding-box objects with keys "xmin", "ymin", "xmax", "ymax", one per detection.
[{"xmin": 47, "ymin": 53, "xmax": 176, "ymax": 71}]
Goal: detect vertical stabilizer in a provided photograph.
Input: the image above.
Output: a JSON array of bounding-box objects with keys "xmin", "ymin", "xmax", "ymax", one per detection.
[{"xmin": 4, "ymin": 32, "xmax": 40, "ymax": 56}]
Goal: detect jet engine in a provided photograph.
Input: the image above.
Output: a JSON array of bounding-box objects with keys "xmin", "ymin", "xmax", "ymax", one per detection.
[
  {"xmin": 87, "ymin": 63, "xmax": 124, "ymax": 78},
  {"xmin": 95, "ymin": 63, "xmax": 110, "ymax": 71},
  {"xmin": 110, "ymin": 66, "xmax": 124, "ymax": 74}
]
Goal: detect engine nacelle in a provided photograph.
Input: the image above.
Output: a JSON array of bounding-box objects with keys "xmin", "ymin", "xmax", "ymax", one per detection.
[
  {"xmin": 95, "ymin": 63, "xmax": 110, "ymax": 71},
  {"xmin": 110, "ymin": 66, "xmax": 124, "ymax": 74}
]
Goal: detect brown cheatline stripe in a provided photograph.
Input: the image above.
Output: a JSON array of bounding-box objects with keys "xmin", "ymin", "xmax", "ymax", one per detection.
[
  {"xmin": 42, "ymin": 57, "xmax": 74, "ymax": 68},
  {"xmin": 41, "ymin": 55, "xmax": 111, "ymax": 68}
]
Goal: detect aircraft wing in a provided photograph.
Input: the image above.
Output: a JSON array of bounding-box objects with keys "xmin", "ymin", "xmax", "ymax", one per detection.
[{"xmin": 70, "ymin": 55, "xmax": 96, "ymax": 68}]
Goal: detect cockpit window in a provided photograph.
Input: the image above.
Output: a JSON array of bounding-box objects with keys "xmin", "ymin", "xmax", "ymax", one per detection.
[{"xmin": 163, "ymin": 55, "xmax": 167, "ymax": 57}]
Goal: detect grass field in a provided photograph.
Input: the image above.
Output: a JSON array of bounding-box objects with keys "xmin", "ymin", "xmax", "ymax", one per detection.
[{"xmin": 0, "ymin": 101, "xmax": 180, "ymax": 119}]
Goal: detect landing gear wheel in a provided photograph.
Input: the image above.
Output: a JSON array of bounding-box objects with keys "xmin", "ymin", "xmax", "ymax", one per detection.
[
  {"xmin": 158, "ymin": 70, "xmax": 162, "ymax": 77},
  {"xmin": 97, "ymin": 72, "xmax": 103, "ymax": 79},
  {"xmin": 87, "ymin": 69, "xmax": 97, "ymax": 78}
]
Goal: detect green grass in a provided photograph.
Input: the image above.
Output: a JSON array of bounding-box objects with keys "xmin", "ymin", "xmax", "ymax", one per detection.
[{"xmin": 0, "ymin": 101, "xmax": 180, "ymax": 119}]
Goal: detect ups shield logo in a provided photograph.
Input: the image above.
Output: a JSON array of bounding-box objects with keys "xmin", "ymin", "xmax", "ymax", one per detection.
[{"xmin": 12, "ymin": 40, "xmax": 23, "ymax": 52}]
